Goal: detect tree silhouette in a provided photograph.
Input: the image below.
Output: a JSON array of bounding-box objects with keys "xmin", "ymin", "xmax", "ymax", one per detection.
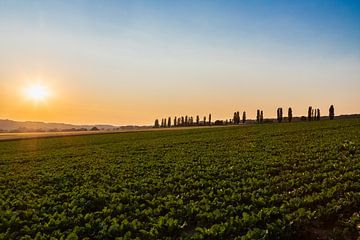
[
  {"xmin": 329, "ymin": 105, "xmax": 335, "ymax": 120},
  {"xmin": 168, "ymin": 117, "xmax": 171, "ymax": 128},
  {"xmin": 256, "ymin": 109, "xmax": 260, "ymax": 123},
  {"xmin": 196, "ymin": 115, "xmax": 200, "ymax": 125},
  {"xmin": 260, "ymin": 110, "xmax": 263, "ymax": 123},
  {"xmin": 174, "ymin": 117, "xmax": 177, "ymax": 127},
  {"xmin": 308, "ymin": 106, "xmax": 312, "ymax": 121},
  {"xmin": 288, "ymin": 107, "xmax": 292, "ymax": 122},
  {"xmin": 312, "ymin": 109, "xmax": 315, "ymax": 120},
  {"xmin": 154, "ymin": 119, "xmax": 159, "ymax": 128},
  {"xmin": 235, "ymin": 111, "xmax": 240, "ymax": 124},
  {"xmin": 277, "ymin": 108, "xmax": 283, "ymax": 123},
  {"xmin": 317, "ymin": 109, "xmax": 320, "ymax": 121},
  {"xmin": 209, "ymin": 114, "xmax": 212, "ymax": 126},
  {"xmin": 242, "ymin": 111, "xmax": 246, "ymax": 124},
  {"xmin": 203, "ymin": 116, "xmax": 206, "ymax": 125}
]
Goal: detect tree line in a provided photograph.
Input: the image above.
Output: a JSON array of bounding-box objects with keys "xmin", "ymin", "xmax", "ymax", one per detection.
[
  {"xmin": 154, "ymin": 105, "xmax": 335, "ymax": 128},
  {"xmin": 154, "ymin": 114, "xmax": 212, "ymax": 128}
]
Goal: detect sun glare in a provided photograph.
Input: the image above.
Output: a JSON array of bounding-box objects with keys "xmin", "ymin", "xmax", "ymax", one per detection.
[{"xmin": 25, "ymin": 84, "xmax": 50, "ymax": 102}]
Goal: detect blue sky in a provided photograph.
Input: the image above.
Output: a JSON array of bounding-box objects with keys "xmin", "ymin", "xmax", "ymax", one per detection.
[{"xmin": 0, "ymin": 0, "xmax": 359, "ymax": 124}]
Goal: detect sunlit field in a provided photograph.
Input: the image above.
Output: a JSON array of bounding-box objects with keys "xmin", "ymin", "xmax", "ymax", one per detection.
[{"xmin": 1, "ymin": 119, "xmax": 359, "ymax": 240}]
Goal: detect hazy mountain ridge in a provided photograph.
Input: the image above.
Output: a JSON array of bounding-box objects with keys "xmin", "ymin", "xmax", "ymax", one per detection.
[{"xmin": 0, "ymin": 119, "xmax": 121, "ymax": 132}]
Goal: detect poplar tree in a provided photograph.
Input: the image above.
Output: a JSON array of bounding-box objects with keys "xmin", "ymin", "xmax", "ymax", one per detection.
[
  {"xmin": 242, "ymin": 111, "xmax": 246, "ymax": 124},
  {"xmin": 174, "ymin": 117, "xmax": 177, "ymax": 127},
  {"xmin": 168, "ymin": 117, "xmax": 171, "ymax": 127},
  {"xmin": 260, "ymin": 110, "xmax": 263, "ymax": 123},
  {"xmin": 288, "ymin": 107, "xmax": 293, "ymax": 122},
  {"xmin": 196, "ymin": 115, "xmax": 200, "ymax": 125},
  {"xmin": 329, "ymin": 105, "xmax": 335, "ymax": 120},
  {"xmin": 154, "ymin": 119, "xmax": 159, "ymax": 128},
  {"xmin": 317, "ymin": 109, "xmax": 320, "ymax": 121},
  {"xmin": 312, "ymin": 109, "xmax": 315, "ymax": 120},
  {"xmin": 308, "ymin": 106, "xmax": 312, "ymax": 121},
  {"xmin": 203, "ymin": 116, "xmax": 206, "ymax": 125},
  {"xmin": 277, "ymin": 108, "xmax": 283, "ymax": 123},
  {"xmin": 256, "ymin": 110, "xmax": 260, "ymax": 123},
  {"xmin": 209, "ymin": 114, "xmax": 212, "ymax": 126}
]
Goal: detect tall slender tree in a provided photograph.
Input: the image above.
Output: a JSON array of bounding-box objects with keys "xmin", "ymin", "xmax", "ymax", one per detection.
[
  {"xmin": 242, "ymin": 111, "xmax": 246, "ymax": 124},
  {"xmin": 308, "ymin": 106, "xmax": 312, "ymax": 121},
  {"xmin": 174, "ymin": 117, "xmax": 177, "ymax": 127},
  {"xmin": 260, "ymin": 110, "xmax": 264, "ymax": 123},
  {"xmin": 209, "ymin": 114, "xmax": 212, "ymax": 126},
  {"xmin": 168, "ymin": 117, "xmax": 171, "ymax": 128},
  {"xmin": 233, "ymin": 112, "xmax": 237, "ymax": 125},
  {"xmin": 312, "ymin": 109, "xmax": 315, "ymax": 120},
  {"xmin": 288, "ymin": 107, "xmax": 293, "ymax": 122},
  {"xmin": 329, "ymin": 105, "xmax": 335, "ymax": 120},
  {"xmin": 256, "ymin": 109, "xmax": 260, "ymax": 123},
  {"xmin": 154, "ymin": 119, "xmax": 159, "ymax": 128},
  {"xmin": 203, "ymin": 116, "xmax": 206, "ymax": 125},
  {"xmin": 196, "ymin": 115, "xmax": 200, "ymax": 125},
  {"xmin": 317, "ymin": 109, "xmax": 320, "ymax": 121},
  {"xmin": 277, "ymin": 108, "xmax": 283, "ymax": 123}
]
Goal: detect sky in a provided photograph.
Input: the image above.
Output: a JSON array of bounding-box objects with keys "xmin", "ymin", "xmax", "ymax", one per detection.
[{"xmin": 0, "ymin": 0, "xmax": 359, "ymax": 125}]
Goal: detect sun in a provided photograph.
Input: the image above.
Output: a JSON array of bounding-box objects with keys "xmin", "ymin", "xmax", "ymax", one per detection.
[{"xmin": 25, "ymin": 84, "xmax": 50, "ymax": 102}]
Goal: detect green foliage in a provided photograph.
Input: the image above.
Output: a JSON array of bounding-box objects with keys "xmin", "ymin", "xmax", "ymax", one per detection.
[{"xmin": 0, "ymin": 119, "xmax": 359, "ymax": 239}]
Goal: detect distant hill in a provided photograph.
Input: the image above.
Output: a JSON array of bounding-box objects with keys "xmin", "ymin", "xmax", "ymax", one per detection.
[{"xmin": 0, "ymin": 119, "xmax": 146, "ymax": 132}]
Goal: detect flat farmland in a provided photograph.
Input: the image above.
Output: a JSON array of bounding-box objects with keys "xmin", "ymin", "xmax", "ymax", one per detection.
[{"xmin": 0, "ymin": 119, "xmax": 359, "ymax": 239}]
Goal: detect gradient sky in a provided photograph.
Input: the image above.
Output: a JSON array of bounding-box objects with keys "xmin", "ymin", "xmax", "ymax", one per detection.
[{"xmin": 0, "ymin": 0, "xmax": 359, "ymax": 125}]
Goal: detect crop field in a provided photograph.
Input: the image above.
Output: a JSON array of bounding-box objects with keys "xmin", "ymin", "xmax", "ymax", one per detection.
[{"xmin": 0, "ymin": 119, "xmax": 359, "ymax": 240}]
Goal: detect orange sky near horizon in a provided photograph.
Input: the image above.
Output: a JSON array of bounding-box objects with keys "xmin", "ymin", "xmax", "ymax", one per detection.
[{"xmin": 1, "ymin": 66, "xmax": 359, "ymax": 126}]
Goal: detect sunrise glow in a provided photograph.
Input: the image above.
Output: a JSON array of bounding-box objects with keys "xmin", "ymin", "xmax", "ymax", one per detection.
[{"xmin": 25, "ymin": 84, "xmax": 50, "ymax": 102}]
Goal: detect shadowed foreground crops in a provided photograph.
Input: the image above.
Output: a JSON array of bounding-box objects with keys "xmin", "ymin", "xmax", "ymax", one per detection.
[{"xmin": 0, "ymin": 119, "xmax": 359, "ymax": 239}]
